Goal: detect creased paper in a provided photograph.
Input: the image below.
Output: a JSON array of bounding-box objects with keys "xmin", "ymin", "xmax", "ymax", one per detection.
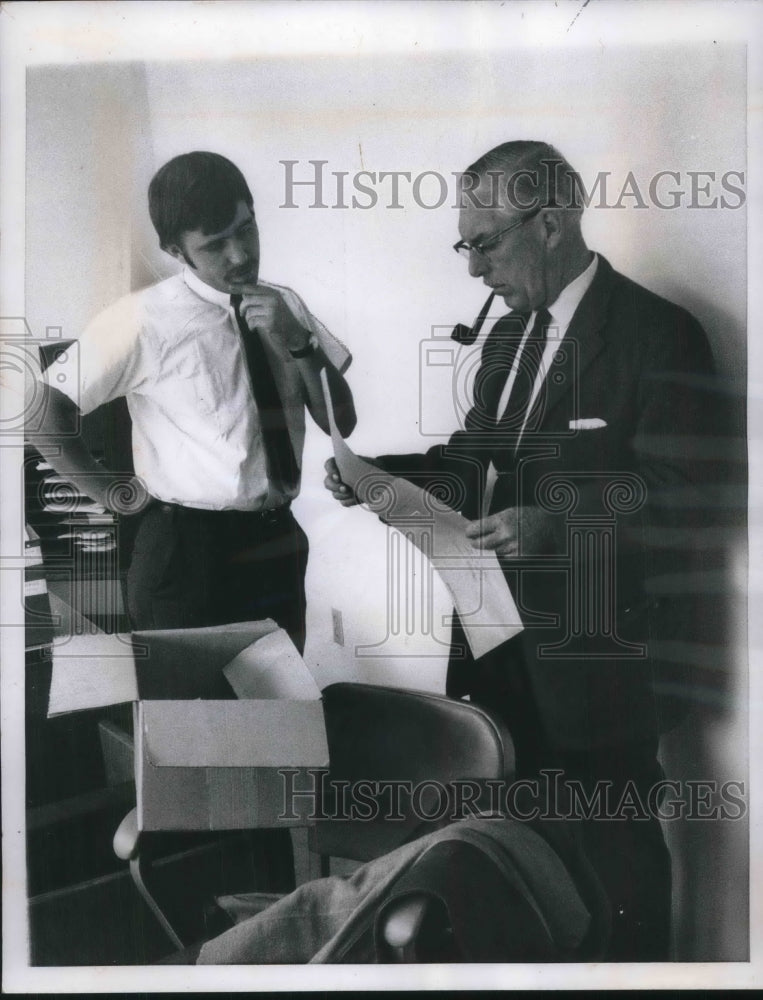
[{"xmin": 321, "ymin": 370, "xmax": 523, "ymax": 659}]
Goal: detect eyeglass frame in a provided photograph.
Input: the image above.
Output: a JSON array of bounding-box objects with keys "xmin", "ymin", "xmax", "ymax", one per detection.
[{"xmin": 453, "ymin": 205, "xmax": 543, "ymax": 258}]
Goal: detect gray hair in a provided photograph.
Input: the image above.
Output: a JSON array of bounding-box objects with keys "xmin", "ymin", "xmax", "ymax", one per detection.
[{"xmin": 460, "ymin": 140, "xmax": 584, "ymax": 215}]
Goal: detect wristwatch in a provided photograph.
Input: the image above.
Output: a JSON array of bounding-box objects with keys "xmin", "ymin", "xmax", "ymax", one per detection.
[{"xmin": 289, "ymin": 335, "xmax": 316, "ymax": 359}]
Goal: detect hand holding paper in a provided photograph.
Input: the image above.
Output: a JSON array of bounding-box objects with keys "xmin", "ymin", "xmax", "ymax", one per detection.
[
  {"xmin": 466, "ymin": 505, "xmax": 555, "ymax": 558},
  {"xmin": 324, "ymin": 457, "xmax": 360, "ymax": 507},
  {"xmin": 319, "ymin": 370, "xmax": 524, "ymax": 659}
]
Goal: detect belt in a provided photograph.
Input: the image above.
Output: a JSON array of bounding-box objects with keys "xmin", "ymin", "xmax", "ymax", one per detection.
[{"xmin": 152, "ymin": 500, "xmax": 293, "ymax": 527}]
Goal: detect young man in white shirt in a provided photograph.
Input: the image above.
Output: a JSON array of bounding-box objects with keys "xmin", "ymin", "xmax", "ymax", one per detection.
[{"xmin": 31, "ymin": 151, "xmax": 356, "ymax": 651}]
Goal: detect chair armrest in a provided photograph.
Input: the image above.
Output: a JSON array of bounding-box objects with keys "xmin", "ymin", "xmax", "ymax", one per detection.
[
  {"xmin": 382, "ymin": 893, "xmax": 430, "ymax": 956},
  {"xmin": 113, "ymin": 807, "xmax": 140, "ymax": 860}
]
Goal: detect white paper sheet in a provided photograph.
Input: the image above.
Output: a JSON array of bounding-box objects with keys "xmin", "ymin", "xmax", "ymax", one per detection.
[
  {"xmin": 223, "ymin": 628, "xmax": 321, "ymax": 700},
  {"xmin": 321, "ymin": 370, "xmax": 523, "ymax": 659},
  {"xmin": 48, "ymin": 632, "xmax": 138, "ymax": 715}
]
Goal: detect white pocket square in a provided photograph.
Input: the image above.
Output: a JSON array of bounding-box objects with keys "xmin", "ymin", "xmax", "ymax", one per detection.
[{"xmin": 569, "ymin": 417, "xmax": 607, "ymax": 430}]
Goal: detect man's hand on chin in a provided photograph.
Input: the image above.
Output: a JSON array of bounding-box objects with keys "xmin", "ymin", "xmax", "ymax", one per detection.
[{"xmin": 238, "ymin": 285, "xmax": 310, "ymax": 352}]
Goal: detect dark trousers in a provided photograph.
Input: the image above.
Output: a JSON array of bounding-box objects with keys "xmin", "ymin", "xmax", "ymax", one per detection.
[
  {"xmin": 126, "ymin": 502, "xmax": 309, "ymax": 653},
  {"xmin": 447, "ymin": 619, "xmax": 672, "ymax": 962},
  {"xmin": 125, "ymin": 502, "xmax": 305, "ymax": 903}
]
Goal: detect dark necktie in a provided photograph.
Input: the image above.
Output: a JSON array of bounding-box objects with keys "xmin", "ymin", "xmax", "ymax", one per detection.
[
  {"xmin": 464, "ymin": 310, "xmax": 530, "ymax": 433},
  {"xmin": 487, "ymin": 307, "xmax": 552, "ymax": 514},
  {"xmin": 495, "ymin": 307, "xmax": 552, "ymax": 438},
  {"xmin": 231, "ymin": 294, "xmax": 300, "ymax": 493}
]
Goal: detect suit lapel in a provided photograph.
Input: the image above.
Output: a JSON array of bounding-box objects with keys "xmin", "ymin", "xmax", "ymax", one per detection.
[{"xmin": 542, "ymin": 254, "xmax": 613, "ymax": 421}]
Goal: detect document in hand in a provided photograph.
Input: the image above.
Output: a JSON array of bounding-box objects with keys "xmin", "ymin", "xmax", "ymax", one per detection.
[{"xmin": 320, "ymin": 371, "xmax": 523, "ymax": 659}]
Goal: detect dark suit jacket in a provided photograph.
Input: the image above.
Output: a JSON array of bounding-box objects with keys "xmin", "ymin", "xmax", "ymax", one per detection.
[{"xmin": 376, "ymin": 255, "xmax": 724, "ymax": 751}]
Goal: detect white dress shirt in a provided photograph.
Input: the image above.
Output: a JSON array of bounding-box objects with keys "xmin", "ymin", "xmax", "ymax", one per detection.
[
  {"xmin": 483, "ymin": 253, "xmax": 599, "ymax": 515},
  {"xmin": 48, "ymin": 269, "xmax": 350, "ymax": 510}
]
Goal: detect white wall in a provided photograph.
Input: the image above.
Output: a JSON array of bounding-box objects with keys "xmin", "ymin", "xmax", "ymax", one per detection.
[
  {"xmin": 26, "ymin": 63, "xmax": 156, "ymax": 342},
  {"xmin": 25, "ymin": 43, "xmax": 748, "ymax": 960}
]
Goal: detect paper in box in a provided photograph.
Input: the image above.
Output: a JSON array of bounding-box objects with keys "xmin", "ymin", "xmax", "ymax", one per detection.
[{"xmin": 48, "ymin": 620, "xmax": 329, "ymax": 831}]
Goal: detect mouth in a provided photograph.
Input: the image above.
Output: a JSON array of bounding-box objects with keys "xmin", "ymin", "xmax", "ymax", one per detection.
[
  {"xmin": 488, "ymin": 283, "xmax": 518, "ymax": 302},
  {"xmin": 228, "ymin": 264, "xmax": 257, "ymax": 286}
]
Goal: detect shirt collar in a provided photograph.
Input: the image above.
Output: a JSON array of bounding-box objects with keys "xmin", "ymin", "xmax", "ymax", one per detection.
[
  {"xmin": 183, "ymin": 267, "xmax": 233, "ymax": 309},
  {"xmin": 545, "ymin": 252, "xmax": 598, "ymax": 330}
]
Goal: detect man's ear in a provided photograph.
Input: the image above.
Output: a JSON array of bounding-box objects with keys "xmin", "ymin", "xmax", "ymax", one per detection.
[
  {"xmin": 540, "ymin": 208, "xmax": 564, "ymax": 249},
  {"xmin": 165, "ymin": 243, "xmax": 195, "ymax": 269}
]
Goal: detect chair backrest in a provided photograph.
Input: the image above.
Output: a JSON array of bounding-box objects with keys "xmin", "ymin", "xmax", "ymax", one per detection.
[
  {"xmin": 322, "ymin": 682, "xmax": 514, "ymax": 784},
  {"xmin": 311, "ymin": 682, "xmax": 515, "ymax": 864}
]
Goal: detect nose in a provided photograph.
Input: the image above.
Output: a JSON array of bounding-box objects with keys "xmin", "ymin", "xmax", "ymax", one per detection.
[
  {"xmin": 226, "ymin": 239, "xmax": 249, "ymax": 267},
  {"xmin": 468, "ymin": 249, "xmax": 489, "ymax": 279}
]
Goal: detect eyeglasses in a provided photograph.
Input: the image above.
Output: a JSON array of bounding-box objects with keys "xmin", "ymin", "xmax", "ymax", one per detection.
[{"xmin": 453, "ymin": 206, "xmax": 542, "ymax": 259}]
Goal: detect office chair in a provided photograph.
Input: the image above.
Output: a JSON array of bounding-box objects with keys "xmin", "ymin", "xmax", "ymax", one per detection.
[
  {"xmin": 308, "ymin": 681, "xmax": 516, "ymax": 874},
  {"xmin": 179, "ymin": 687, "xmax": 608, "ymax": 964},
  {"xmin": 111, "ymin": 681, "xmax": 515, "ymax": 952}
]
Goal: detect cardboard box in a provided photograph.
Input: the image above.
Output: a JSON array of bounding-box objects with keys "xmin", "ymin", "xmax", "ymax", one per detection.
[{"xmin": 48, "ymin": 621, "xmax": 329, "ymax": 831}]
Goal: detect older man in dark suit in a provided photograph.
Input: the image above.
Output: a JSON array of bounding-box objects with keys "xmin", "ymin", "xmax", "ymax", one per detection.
[{"xmin": 325, "ymin": 140, "xmax": 723, "ymax": 961}]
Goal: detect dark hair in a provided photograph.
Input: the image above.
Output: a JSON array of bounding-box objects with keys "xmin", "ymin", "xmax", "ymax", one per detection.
[
  {"xmin": 148, "ymin": 151, "xmax": 254, "ymax": 250},
  {"xmin": 462, "ymin": 140, "xmax": 584, "ymax": 213}
]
